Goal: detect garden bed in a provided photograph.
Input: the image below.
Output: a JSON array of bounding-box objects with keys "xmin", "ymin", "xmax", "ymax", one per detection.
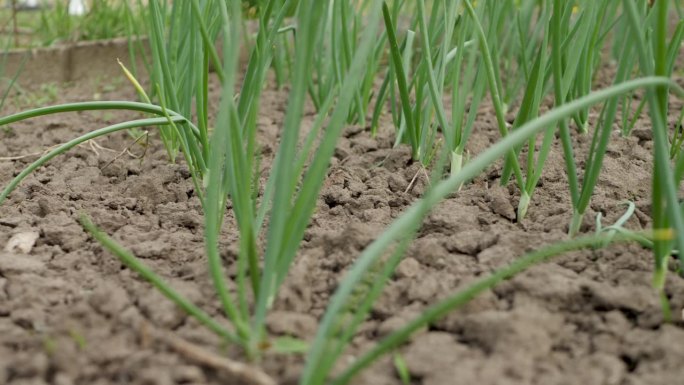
[
  {"xmin": 2, "ymin": 64, "xmax": 684, "ymax": 385},
  {"xmin": 3, "ymin": 37, "xmax": 145, "ymax": 86}
]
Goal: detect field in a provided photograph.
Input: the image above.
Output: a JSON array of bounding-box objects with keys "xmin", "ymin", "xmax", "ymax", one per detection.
[{"xmin": 1, "ymin": 1, "xmax": 684, "ymax": 384}]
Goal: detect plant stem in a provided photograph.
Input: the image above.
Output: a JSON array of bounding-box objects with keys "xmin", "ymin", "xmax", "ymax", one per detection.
[
  {"xmin": 569, "ymin": 209, "xmax": 583, "ymax": 237},
  {"xmin": 517, "ymin": 190, "xmax": 531, "ymax": 221}
]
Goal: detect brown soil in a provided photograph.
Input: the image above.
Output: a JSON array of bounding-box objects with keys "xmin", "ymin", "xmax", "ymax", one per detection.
[{"xmin": 2, "ymin": 71, "xmax": 684, "ymax": 385}]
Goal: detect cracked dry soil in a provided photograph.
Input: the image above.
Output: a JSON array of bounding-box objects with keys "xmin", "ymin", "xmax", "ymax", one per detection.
[{"xmin": 1, "ymin": 72, "xmax": 684, "ymax": 385}]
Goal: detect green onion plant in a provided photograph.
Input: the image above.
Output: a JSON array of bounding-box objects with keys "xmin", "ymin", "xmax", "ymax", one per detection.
[
  {"xmin": 622, "ymin": 0, "xmax": 684, "ymax": 317},
  {"xmin": 379, "ymin": 0, "xmax": 487, "ymax": 170},
  {"xmin": 303, "ymin": 0, "xmax": 387, "ymax": 127}
]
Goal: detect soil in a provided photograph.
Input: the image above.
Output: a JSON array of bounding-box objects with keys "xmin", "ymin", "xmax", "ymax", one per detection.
[{"xmin": 2, "ymin": 68, "xmax": 684, "ymax": 385}]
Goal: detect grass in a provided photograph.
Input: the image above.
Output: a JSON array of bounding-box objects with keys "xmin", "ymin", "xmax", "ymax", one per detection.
[
  {"xmin": 1, "ymin": 0, "xmax": 683, "ymax": 383},
  {"xmin": 0, "ymin": 0, "xmax": 146, "ymax": 48}
]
